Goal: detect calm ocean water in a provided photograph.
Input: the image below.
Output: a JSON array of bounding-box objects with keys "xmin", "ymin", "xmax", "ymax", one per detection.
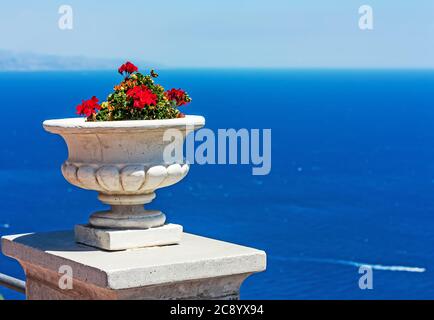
[{"xmin": 1, "ymin": 70, "xmax": 434, "ymax": 299}]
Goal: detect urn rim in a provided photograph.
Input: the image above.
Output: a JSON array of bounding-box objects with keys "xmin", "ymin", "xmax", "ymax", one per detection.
[{"xmin": 43, "ymin": 115, "xmax": 205, "ymax": 134}]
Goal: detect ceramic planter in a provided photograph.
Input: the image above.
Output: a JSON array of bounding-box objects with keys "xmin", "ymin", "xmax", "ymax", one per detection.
[{"xmin": 43, "ymin": 115, "xmax": 205, "ymax": 250}]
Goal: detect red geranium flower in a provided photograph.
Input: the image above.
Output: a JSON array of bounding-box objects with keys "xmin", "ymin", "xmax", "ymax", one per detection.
[
  {"xmin": 126, "ymin": 85, "xmax": 157, "ymax": 109},
  {"xmin": 118, "ymin": 61, "xmax": 138, "ymax": 76},
  {"xmin": 165, "ymin": 88, "xmax": 189, "ymax": 106},
  {"xmin": 76, "ymin": 96, "xmax": 100, "ymax": 117}
]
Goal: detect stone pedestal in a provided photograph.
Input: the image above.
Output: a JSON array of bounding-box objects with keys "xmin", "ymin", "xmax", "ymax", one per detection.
[{"xmin": 1, "ymin": 231, "xmax": 266, "ymax": 300}]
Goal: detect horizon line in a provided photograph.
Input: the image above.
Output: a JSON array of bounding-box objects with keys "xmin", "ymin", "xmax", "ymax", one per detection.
[{"xmin": 1, "ymin": 67, "xmax": 434, "ymax": 72}]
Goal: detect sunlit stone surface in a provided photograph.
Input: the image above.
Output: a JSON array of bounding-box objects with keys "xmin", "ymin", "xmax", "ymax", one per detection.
[{"xmin": 1, "ymin": 231, "xmax": 266, "ymax": 300}]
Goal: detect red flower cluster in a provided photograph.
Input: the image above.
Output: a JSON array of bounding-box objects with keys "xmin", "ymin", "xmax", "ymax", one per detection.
[
  {"xmin": 165, "ymin": 88, "xmax": 189, "ymax": 106},
  {"xmin": 75, "ymin": 62, "xmax": 192, "ymax": 121},
  {"xmin": 76, "ymin": 96, "xmax": 100, "ymax": 117},
  {"xmin": 126, "ymin": 85, "xmax": 157, "ymax": 109},
  {"xmin": 118, "ymin": 61, "xmax": 138, "ymax": 75}
]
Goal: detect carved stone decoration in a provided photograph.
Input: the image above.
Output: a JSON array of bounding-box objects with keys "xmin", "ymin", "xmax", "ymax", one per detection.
[
  {"xmin": 43, "ymin": 116, "xmax": 205, "ymax": 250},
  {"xmin": 61, "ymin": 163, "xmax": 190, "ymax": 195}
]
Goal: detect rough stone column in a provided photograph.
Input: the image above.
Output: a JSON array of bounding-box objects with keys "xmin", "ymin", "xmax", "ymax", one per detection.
[{"xmin": 1, "ymin": 231, "xmax": 266, "ymax": 300}]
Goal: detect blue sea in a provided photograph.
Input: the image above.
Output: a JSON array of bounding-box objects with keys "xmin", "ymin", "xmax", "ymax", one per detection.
[{"xmin": 1, "ymin": 70, "xmax": 434, "ymax": 299}]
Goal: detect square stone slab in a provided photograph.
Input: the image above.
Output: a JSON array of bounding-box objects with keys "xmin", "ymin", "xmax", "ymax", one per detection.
[
  {"xmin": 75, "ymin": 223, "xmax": 183, "ymax": 251},
  {"xmin": 1, "ymin": 231, "xmax": 266, "ymax": 293}
]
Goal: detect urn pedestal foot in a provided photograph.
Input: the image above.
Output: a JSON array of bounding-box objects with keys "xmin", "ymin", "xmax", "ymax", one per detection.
[
  {"xmin": 89, "ymin": 206, "xmax": 166, "ymax": 229},
  {"xmin": 75, "ymin": 191, "xmax": 182, "ymax": 251},
  {"xmin": 91, "ymin": 193, "xmax": 166, "ymax": 229},
  {"xmin": 75, "ymin": 223, "xmax": 183, "ymax": 251}
]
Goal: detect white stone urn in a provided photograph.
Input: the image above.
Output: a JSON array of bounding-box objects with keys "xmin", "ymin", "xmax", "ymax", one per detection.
[{"xmin": 43, "ymin": 115, "xmax": 204, "ymax": 250}]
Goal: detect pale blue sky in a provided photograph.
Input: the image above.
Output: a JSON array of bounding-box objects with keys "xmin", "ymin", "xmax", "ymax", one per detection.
[{"xmin": 0, "ymin": 0, "xmax": 433, "ymax": 68}]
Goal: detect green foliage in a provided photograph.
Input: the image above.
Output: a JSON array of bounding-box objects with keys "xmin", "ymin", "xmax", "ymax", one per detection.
[{"xmin": 90, "ymin": 70, "xmax": 191, "ymax": 121}]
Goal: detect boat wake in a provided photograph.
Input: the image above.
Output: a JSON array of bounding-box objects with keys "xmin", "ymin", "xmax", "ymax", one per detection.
[{"xmin": 275, "ymin": 256, "xmax": 426, "ymax": 273}]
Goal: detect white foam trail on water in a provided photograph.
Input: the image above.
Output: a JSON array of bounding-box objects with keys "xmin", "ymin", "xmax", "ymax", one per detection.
[
  {"xmin": 275, "ymin": 256, "xmax": 426, "ymax": 273},
  {"xmin": 332, "ymin": 259, "xmax": 426, "ymax": 273}
]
